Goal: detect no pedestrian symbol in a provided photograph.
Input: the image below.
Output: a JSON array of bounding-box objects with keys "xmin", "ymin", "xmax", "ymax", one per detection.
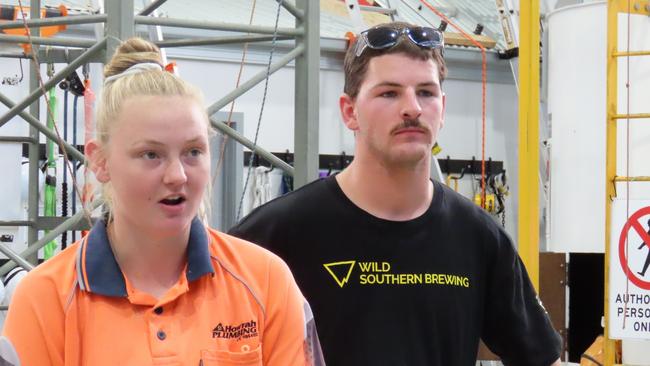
[
  {"xmin": 609, "ymin": 201, "xmax": 650, "ymax": 339},
  {"xmin": 618, "ymin": 206, "xmax": 650, "ymax": 290}
]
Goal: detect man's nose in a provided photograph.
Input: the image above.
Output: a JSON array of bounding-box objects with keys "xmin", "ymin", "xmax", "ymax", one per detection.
[{"xmin": 400, "ymin": 90, "xmax": 422, "ymax": 120}]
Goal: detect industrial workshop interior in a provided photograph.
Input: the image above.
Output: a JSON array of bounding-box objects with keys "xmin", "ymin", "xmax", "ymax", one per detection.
[{"xmin": 0, "ymin": 0, "xmax": 649, "ymax": 365}]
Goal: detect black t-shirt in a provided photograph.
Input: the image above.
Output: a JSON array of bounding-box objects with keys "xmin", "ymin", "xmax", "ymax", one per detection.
[{"xmin": 229, "ymin": 176, "xmax": 561, "ymax": 366}]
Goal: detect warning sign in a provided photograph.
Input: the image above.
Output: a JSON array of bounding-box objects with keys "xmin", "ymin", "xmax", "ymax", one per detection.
[{"xmin": 609, "ymin": 200, "xmax": 650, "ymax": 339}]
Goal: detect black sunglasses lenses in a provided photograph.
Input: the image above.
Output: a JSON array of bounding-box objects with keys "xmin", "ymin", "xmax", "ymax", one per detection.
[
  {"xmin": 407, "ymin": 27, "xmax": 442, "ymax": 47},
  {"xmin": 365, "ymin": 28, "xmax": 399, "ymax": 49}
]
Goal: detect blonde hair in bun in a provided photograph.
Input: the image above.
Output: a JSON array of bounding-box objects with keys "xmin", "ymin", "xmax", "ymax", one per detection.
[{"xmin": 94, "ymin": 37, "xmax": 211, "ymax": 222}]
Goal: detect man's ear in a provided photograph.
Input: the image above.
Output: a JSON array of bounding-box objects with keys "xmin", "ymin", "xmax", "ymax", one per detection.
[
  {"xmin": 440, "ymin": 93, "xmax": 446, "ymax": 129},
  {"xmin": 85, "ymin": 139, "xmax": 110, "ymax": 183},
  {"xmin": 339, "ymin": 93, "xmax": 359, "ymax": 131}
]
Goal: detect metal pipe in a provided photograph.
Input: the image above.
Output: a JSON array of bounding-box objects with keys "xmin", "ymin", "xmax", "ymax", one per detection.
[
  {"xmin": 0, "ymin": 34, "xmax": 97, "ymax": 48},
  {"xmin": 155, "ymin": 35, "xmax": 293, "ymax": 48},
  {"xmin": 0, "ymin": 136, "xmax": 37, "ymax": 144},
  {"xmin": 206, "ymin": 45, "xmax": 303, "ymax": 115},
  {"xmin": 0, "ymin": 92, "xmax": 86, "ymax": 162},
  {"xmin": 614, "ymin": 176, "xmax": 650, "ymax": 182},
  {"xmin": 293, "ymin": 0, "xmax": 320, "ymax": 188},
  {"xmin": 0, "ymin": 38, "xmax": 107, "ymax": 127},
  {"xmin": 0, "ymin": 244, "xmax": 34, "ymax": 272},
  {"xmin": 138, "ymin": 0, "xmax": 168, "ymax": 16},
  {"xmin": 0, "ymin": 221, "xmax": 34, "ymax": 227},
  {"xmin": 26, "ymin": 1, "xmax": 41, "ymax": 265},
  {"xmin": 209, "ymin": 117, "xmax": 294, "ymax": 176},
  {"xmin": 359, "ymin": 5, "xmax": 396, "ymax": 15},
  {"xmin": 134, "ymin": 16, "xmax": 303, "ymax": 37},
  {"xmin": 0, "ymin": 14, "xmax": 107, "ymax": 30},
  {"xmin": 0, "ymin": 199, "xmax": 102, "ymax": 276},
  {"xmin": 278, "ymin": 0, "xmax": 304, "ymax": 20}
]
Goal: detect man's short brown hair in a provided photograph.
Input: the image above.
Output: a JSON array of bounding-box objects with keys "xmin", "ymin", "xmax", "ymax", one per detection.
[{"xmin": 343, "ymin": 21, "xmax": 447, "ymax": 99}]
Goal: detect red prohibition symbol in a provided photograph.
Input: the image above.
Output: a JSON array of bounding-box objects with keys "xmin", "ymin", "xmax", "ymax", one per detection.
[{"xmin": 619, "ymin": 206, "xmax": 650, "ymax": 290}]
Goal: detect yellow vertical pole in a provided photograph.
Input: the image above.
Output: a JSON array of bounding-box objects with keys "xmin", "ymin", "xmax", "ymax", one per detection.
[
  {"xmin": 518, "ymin": 0, "xmax": 540, "ymax": 291},
  {"xmin": 604, "ymin": 1, "xmax": 618, "ymax": 364}
]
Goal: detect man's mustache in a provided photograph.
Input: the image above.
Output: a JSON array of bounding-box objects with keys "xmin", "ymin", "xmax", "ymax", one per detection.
[{"xmin": 390, "ymin": 119, "xmax": 430, "ymax": 134}]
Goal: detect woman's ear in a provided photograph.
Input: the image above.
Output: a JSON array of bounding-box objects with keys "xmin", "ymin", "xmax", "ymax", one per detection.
[{"xmin": 85, "ymin": 139, "xmax": 110, "ymax": 183}]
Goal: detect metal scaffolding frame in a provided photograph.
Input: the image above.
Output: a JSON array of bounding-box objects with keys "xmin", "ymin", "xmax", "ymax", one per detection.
[{"xmin": 0, "ymin": 0, "xmax": 319, "ymax": 274}]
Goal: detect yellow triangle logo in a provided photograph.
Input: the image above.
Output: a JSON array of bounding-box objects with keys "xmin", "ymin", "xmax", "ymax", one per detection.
[{"xmin": 323, "ymin": 261, "xmax": 356, "ymax": 288}]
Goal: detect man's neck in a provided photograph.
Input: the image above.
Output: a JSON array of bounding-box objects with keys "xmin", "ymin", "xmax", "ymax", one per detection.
[{"xmin": 336, "ymin": 154, "xmax": 433, "ymax": 221}]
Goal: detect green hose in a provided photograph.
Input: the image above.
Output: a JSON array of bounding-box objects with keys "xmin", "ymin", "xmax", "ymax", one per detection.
[{"xmin": 44, "ymin": 87, "xmax": 58, "ymax": 260}]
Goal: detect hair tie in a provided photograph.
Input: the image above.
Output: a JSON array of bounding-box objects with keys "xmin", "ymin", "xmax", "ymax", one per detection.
[{"xmin": 104, "ymin": 62, "xmax": 163, "ymax": 85}]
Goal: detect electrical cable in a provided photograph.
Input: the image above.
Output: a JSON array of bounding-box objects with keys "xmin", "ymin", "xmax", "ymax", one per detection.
[
  {"xmin": 419, "ymin": 0, "xmax": 488, "ymax": 208},
  {"xmin": 236, "ymin": 0, "xmax": 283, "ymax": 221},
  {"xmin": 622, "ymin": 0, "xmax": 632, "ymax": 330},
  {"xmin": 212, "ymin": 0, "xmax": 259, "ymax": 191},
  {"xmin": 61, "ymin": 89, "xmax": 68, "ymax": 249},
  {"xmin": 72, "ymin": 95, "xmax": 79, "ymax": 243},
  {"xmin": 14, "ymin": 0, "xmax": 94, "ymax": 245}
]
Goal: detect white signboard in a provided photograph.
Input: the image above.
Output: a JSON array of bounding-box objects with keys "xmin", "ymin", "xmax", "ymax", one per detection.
[{"xmin": 609, "ymin": 200, "xmax": 650, "ymax": 339}]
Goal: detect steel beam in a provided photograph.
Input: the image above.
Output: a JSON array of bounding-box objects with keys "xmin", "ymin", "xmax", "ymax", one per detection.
[
  {"xmin": 278, "ymin": 0, "xmax": 304, "ymax": 20},
  {"xmin": 209, "ymin": 117, "xmax": 294, "ymax": 175},
  {"xmin": 155, "ymin": 35, "xmax": 293, "ymax": 48},
  {"xmin": 134, "ymin": 16, "xmax": 303, "ymax": 37},
  {"xmin": 138, "ymin": 0, "xmax": 168, "ymax": 16},
  {"xmin": 517, "ymin": 0, "xmax": 540, "ymax": 290},
  {"xmin": 293, "ymin": 0, "xmax": 319, "ymax": 188},
  {"xmin": 0, "ymin": 200, "xmax": 101, "ymax": 276},
  {"xmin": 0, "ymin": 14, "xmax": 107, "ymax": 30},
  {"xmin": 0, "ymin": 34, "xmax": 97, "ymax": 48},
  {"xmin": 0, "ymin": 136, "xmax": 37, "ymax": 144},
  {"xmin": 0, "ymin": 92, "xmax": 86, "ymax": 162},
  {"xmin": 0, "ymin": 244, "xmax": 34, "ymax": 272},
  {"xmin": 206, "ymin": 45, "xmax": 304, "ymax": 115},
  {"xmin": 0, "ymin": 38, "xmax": 107, "ymax": 127},
  {"xmin": 0, "ymin": 221, "xmax": 33, "ymax": 227},
  {"xmin": 106, "ymin": 0, "xmax": 135, "ymax": 57},
  {"xmin": 26, "ymin": 1, "xmax": 41, "ymax": 265}
]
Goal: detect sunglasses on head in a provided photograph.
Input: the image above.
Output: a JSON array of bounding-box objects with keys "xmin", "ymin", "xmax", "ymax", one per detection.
[{"xmin": 354, "ymin": 26, "xmax": 444, "ymax": 57}]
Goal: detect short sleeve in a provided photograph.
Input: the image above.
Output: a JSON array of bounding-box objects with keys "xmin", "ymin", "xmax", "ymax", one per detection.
[{"xmin": 481, "ymin": 229, "xmax": 562, "ymax": 366}]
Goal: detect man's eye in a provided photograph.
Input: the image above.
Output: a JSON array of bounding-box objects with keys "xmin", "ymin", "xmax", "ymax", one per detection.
[
  {"xmin": 418, "ymin": 90, "xmax": 434, "ymax": 97},
  {"xmin": 380, "ymin": 91, "xmax": 397, "ymax": 98}
]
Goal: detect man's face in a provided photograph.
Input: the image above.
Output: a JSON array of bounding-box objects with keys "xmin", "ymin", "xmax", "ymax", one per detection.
[{"xmin": 340, "ymin": 53, "xmax": 445, "ymax": 168}]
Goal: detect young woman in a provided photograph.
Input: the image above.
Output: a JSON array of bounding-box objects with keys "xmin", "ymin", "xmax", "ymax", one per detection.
[{"xmin": 2, "ymin": 38, "xmax": 323, "ymax": 366}]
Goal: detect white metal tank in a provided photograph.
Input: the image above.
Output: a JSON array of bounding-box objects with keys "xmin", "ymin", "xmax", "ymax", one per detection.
[{"xmin": 547, "ymin": 1, "xmax": 650, "ymax": 254}]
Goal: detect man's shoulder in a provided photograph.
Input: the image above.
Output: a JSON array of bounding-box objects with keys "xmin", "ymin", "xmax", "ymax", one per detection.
[{"xmin": 242, "ymin": 178, "xmax": 331, "ymax": 221}]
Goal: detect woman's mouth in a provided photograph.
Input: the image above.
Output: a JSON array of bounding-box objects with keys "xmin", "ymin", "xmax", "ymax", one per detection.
[{"xmin": 160, "ymin": 195, "xmax": 186, "ymax": 206}]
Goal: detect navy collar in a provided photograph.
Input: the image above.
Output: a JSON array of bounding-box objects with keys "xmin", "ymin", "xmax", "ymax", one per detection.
[{"xmin": 76, "ymin": 217, "xmax": 214, "ymax": 297}]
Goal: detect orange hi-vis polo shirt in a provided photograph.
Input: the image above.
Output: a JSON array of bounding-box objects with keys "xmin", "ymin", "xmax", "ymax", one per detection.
[{"xmin": 2, "ymin": 218, "xmax": 324, "ymax": 366}]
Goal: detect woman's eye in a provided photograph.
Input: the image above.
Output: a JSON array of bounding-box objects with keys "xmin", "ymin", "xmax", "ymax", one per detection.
[
  {"xmin": 418, "ymin": 90, "xmax": 434, "ymax": 97},
  {"xmin": 380, "ymin": 91, "xmax": 397, "ymax": 98},
  {"xmin": 188, "ymin": 148, "xmax": 203, "ymax": 157},
  {"xmin": 142, "ymin": 151, "xmax": 158, "ymax": 160}
]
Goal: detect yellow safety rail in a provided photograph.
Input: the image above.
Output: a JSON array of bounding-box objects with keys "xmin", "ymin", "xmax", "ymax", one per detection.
[
  {"xmin": 518, "ymin": 0, "xmax": 540, "ymax": 291},
  {"xmin": 605, "ymin": 1, "xmax": 650, "ymax": 365}
]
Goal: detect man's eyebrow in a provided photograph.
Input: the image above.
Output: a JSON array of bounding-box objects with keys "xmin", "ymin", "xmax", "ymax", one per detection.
[{"xmin": 370, "ymin": 81, "xmax": 440, "ymax": 89}]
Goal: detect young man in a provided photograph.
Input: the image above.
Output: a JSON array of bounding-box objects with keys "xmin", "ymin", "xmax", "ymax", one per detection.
[{"xmin": 230, "ymin": 22, "xmax": 562, "ymax": 365}]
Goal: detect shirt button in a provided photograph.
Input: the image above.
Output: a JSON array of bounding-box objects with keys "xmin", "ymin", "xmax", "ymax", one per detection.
[
  {"xmin": 157, "ymin": 330, "xmax": 166, "ymax": 341},
  {"xmin": 154, "ymin": 306, "xmax": 163, "ymax": 315}
]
